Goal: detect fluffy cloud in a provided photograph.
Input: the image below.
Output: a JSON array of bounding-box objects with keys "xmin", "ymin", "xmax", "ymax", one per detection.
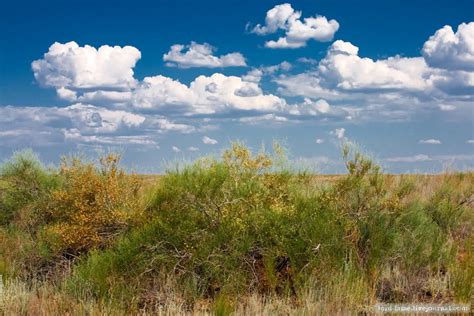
[
  {"xmin": 163, "ymin": 42, "xmax": 246, "ymax": 68},
  {"xmin": 285, "ymin": 98, "xmax": 352, "ymax": 121},
  {"xmin": 439, "ymin": 104, "xmax": 456, "ymax": 111},
  {"xmin": 419, "ymin": 139, "xmax": 442, "ymax": 144},
  {"xmin": 250, "ymin": 3, "xmax": 339, "ymax": 48},
  {"xmin": 318, "ymin": 40, "xmax": 430, "ymax": 91},
  {"xmin": 331, "ymin": 128, "xmax": 345, "ymax": 139},
  {"xmin": 251, "ymin": 3, "xmax": 297, "ymax": 35},
  {"xmin": 59, "ymin": 103, "xmax": 145, "ymax": 133},
  {"xmin": 315, "ymin": 138, "xmax": 324, "ymax": 144},
  {"xmin": 190, "ymin": 74, "xmax": 286, "ymax": 113},
  {"xmin": 290, "ymin": 98, "xmax": 331, "ymax": 115},
  {"xmin": 151, "ymin": 118, "xmax": 196, "ymax": 133},
  {"xmin": 132, "ymin": 75, "xmax": 196, "ymax": 112},
  {"xmin": 56, "ymin": 87, "xmax": 78, "ymax": 101},
  {"xmin": 32, "ymin": 41, "xmax": 141, "ymax": 92},
  {"xmin": 172, "ymin": 146, "xmax": 181, "ymax": 152},
  {"xmin": 202, "ymin": 136, "xmax": 218, "ymax": 145},
  {"xmin": 385, "ymin": 154, "xmax": 432, "ymax": 162},
  {"xmin": 422, "ymin": 22, "xmax": 474, "ymax": 71},
  {"xmin": 238, "ymin": 113, "xmax": 288, "ymax": 124},
  {"xmin": 133, "ymin": 73, "xmax": 286, "ymax": 114}
]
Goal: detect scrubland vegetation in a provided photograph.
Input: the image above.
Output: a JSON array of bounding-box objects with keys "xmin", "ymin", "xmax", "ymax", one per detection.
[{"xmin": 0, "ymin": 144, "xmax": 473, "ymax": 315}]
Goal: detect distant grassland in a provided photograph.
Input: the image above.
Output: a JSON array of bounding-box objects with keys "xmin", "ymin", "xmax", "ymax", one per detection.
[
  {"xmin": 0, "ymin": 145, "xmax": 473, "ymax": 315},
  {"xmin": 137, "ymin": 173, "xmax": 457, "ymax": 201}
]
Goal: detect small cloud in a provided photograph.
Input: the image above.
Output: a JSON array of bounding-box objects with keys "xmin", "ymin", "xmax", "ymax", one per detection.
[
  {"xmin": 439, "ymin": 104, "xmax": 456, "ymax": 111},
  {"xmin": 263, "ymin": 61, "xmax": 292, "ymax": 73},
  {"xmin": 467, "ymin": 140, "xmax": 474, "ymax": 144},
  {"xmin": 188, "ymin": 146, "xmax": 199, "ymax": 151},
  {"xmin": 163, "ymin": 42, "xmax": 246, "ymax": 68},
  {"xmin": 330, "ymin": 128, "xmax": 345, "ymax": 139},
  {"xmin": 289, "ymin": 98, "xmax": 338, "ymax": 117},
  {"xmin": 202, "ymin": 136, "xmax": 218, "ymax": 145},
  {"xmin": 297, "ymin": 57, "xmax": 318, "ymax": 65},
  {"xmin": 250, "ymin": 3, "xmax": 339, "ymax": 49},
  {"xmin": 386, "ymin": 154, "xmax": 432, "ymax": 162},
  {"xmin": 172, "ymin": 146, "xmax": 181, "ymax": 153},
  {"xmin": 239, "ymin": 113, "xmax": 288, "ymax": 124},
  {"xmin": 57, "ymin": 87, "xmax": 77, "ymax": 101},
  {"xmin": 242, "ymin": 61, "xmax": 291, "ymax": 83},
  {"xmin": 315, "ymin": 138, "xmax": 324, "ymax": 144},
  {"xmin": 419, "ymin": 139, "xmax": 441, "ymax": 144}
]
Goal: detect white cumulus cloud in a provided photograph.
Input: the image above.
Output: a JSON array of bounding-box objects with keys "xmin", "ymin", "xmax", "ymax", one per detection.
[
  {"xmin": 318, "ymin": 40, "xmax": 430, "ymax": 91},
  {"xmin": 385, "ymin": 154, "xmax": 432, "ymax": 162},
  {"xmin": 422, "ymin": 22, "xmax": 474, "ymax": 71},
  {"xmin": 250, "ymin": 3, "xmax": 339, "ymax": 49},
  {"xmin": 202, "ymin": 136, "xmax": 218, "ymax": 145},
  {"xmin": 133, "ymin": 73, "xmax": 286, "ymax": 114},
  {"xmin": 238, "ymin": 114, "xmax": 288, "ymax": 124},
  {"xmin": 163, "ymin": 42, "xmax": 246, "ymax": 68},
  {"xmin": 32, "ymin": 41, "xmax": 141, "ymax": 91},
  {"xmin": 419, "ymin": 139, "xmax": 442, "ymax": 144},
  {"xmin": 242, "ymin": 61, "xmax": 292, "ymax": 83},
  {"xmin": 59, "ymin": 103, "xmax": 145, "ymax": 133},
  {"xmin": 56, "ymin": 87, "xmax": 78, "ymax": 101},
  {"xmin": 438, "ymin": 104, "xmax": 456, "ymax": 111},
  {"xmin": 290, "ymin": 98, "xmax": 331, "ymax": 115},
  {"xmin": 331, "ymin": 128, "xmax": 345, "ymax": 139}
]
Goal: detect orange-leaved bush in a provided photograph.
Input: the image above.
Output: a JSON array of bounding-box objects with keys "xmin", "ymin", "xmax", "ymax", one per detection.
[{"xmin": 42, "ymin": 154, "xmax": 142, "ymax": 256}]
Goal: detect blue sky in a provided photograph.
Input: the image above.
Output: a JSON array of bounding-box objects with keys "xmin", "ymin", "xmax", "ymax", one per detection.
[{"xmin": 1, "ymin": 0, "xmax": 473, "ymax": 173}]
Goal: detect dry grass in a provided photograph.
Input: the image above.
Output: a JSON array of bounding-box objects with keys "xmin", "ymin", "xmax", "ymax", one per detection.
[{"xmin": 0, "ymin": 277, "xmax": 372, "ymax": 315}]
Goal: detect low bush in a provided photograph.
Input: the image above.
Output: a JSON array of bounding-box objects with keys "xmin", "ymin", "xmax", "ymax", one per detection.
[
  {"xmin": 41, "ymin": 154, "xmax": 142, "ymax": 257},
  {"xmin": 0, "ymin": 152, "xmax": 144, "ymax": 280},
  {"xmin": 0, "ymin": 149, "xmax": 59, "ymax": 226}
]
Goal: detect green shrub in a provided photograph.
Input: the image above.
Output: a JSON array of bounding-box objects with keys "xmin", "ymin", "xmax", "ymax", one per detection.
[{"xmin": 0, "ymin": 149, "xmax": 59, "ymax": 226}]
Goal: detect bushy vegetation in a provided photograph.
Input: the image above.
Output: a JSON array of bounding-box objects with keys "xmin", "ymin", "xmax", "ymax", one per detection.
[
  {"xmin": 0, "ymin": 151, "xmax": 143, "ymax": 279},
  {"xmin": 0, "ymin": 144, "xmax": 472, "ymax": 314}
]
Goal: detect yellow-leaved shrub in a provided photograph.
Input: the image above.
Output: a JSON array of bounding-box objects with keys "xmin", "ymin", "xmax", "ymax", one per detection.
[{"xmin": 42, "ymin": 154, "xmax": 142, "ymax": 256}]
